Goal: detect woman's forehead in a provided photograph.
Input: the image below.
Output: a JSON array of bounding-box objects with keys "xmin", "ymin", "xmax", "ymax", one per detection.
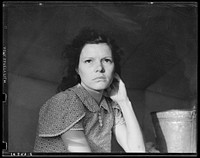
[{"xmin": 80, "ymin": 43, "xmax": 112, "ymax": 58}]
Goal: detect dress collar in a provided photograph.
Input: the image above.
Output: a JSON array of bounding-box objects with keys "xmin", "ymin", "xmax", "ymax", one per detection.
[
  {"xmin": 69, "ymin": 84, "xmax": 110, "ymax": 113},
  {"xmin": 80, "ymin": 82, "xmax": 103, "ymax": 104}
]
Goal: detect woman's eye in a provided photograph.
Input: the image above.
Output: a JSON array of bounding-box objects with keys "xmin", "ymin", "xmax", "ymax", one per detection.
[
  {"xmin": 104, "ymin": 59, "xmax": 112, "ymax": 63},
  {"xmin": 85, "ymin": 60, "xmax": 92, "ymax": 63}
]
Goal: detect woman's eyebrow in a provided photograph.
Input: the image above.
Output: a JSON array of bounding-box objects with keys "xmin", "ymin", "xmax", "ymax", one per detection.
[
  {"xmin": 81, "ymin": 56, "xmax": 113, "ymax": 59},
  {"xmin": 102, "ymin": 56, "xmax": 113, "ymax": 59},
  {"xmin": 81, "ymin": 57, "xmax": 94, "ymax": 59},
  {"xmin": 104, "ymin": 56, "xmax": 112, "ymax": 58}
]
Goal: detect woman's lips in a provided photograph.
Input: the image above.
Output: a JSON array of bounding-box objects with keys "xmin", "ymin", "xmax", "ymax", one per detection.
[{"xmin": 93, "ymin": 76, "xmax": 106, "ymax": 81}]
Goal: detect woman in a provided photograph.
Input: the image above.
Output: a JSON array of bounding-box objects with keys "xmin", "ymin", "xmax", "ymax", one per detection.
[{"xmin": 34, "ymin": 28, "xmax": 145, "ymax": 152}]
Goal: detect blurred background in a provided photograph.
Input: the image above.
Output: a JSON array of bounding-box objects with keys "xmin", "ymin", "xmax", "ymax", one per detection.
[{"xmin": 4, "ymin": 2, "xmax": 197, "ymax": 152}]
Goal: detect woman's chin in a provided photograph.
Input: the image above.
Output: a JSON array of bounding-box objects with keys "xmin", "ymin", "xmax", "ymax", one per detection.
[{"xmin": 92, "ymin": 83, "xmax": 109, "ymax": 91}]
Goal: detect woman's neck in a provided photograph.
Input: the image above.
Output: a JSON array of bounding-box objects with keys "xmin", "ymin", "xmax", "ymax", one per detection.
[{"xmin": 80, "ymin": 82, "xmax": 103, "ymax": 104}]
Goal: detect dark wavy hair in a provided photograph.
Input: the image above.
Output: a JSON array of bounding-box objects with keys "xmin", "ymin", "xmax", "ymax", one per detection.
[{"xmin": 57, "ymin": 27, "xmax": 123, "ymax": 92}]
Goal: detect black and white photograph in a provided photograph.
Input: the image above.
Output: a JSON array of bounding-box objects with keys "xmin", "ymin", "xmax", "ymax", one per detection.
[{"xmin": 2, "ymin": 1, "xmax": 197, "ymax": 156}]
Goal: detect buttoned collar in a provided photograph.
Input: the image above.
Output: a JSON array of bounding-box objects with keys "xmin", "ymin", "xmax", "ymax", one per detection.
[{"xmin": 70, "ymin": 84, "xmax": 110, "ymax": 113}]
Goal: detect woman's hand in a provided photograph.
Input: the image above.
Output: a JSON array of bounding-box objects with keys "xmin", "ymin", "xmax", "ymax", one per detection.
[
  {"xmin": 108, "ymin": 74, "xmax": 146, "ymax": 152},
  {"xmin": 106, "ymin": 73, "xmax": 128, "ymax": 104}
]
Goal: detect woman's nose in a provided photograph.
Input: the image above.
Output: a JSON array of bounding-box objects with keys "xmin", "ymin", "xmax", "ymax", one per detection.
[{"xmin": 96, "ymin": 61, "xmax": 105, "ymax": 73}]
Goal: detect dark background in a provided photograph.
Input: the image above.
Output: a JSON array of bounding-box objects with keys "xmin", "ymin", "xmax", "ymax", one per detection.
[{"xmin": 4, "ymin": 1, "xmax": 197, "ymax": 152}]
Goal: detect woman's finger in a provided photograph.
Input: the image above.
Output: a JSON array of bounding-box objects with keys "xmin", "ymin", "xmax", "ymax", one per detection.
[
  {"xmin": 114, "ymin": 73, "xmax": 120, "ymax": 80},
  {"xmin": 114, "ymin": 73, "xmax": 125, "ymax": 86}
]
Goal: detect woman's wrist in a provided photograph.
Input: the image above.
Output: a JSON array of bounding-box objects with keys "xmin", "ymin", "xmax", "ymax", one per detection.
[{"xmin": 116, "ymin": 97, "xmax": 131, "ymax": 107}]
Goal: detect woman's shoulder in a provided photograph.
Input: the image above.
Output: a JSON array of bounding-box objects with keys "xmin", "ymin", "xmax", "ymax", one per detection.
[
  {"xmin": 48, "ymin": 88, "xmax": 77, "ymax": 103},
  {"xmin": 38, "ymin": 88, "xmax": 86, "ymax": 137},
  {"xmin": 54, "ymin": 88, "xmax": 77, "ymax": 100},
  {"xmin": 40, "ymin": 87, "xmax": 84, "ymax": 113}
]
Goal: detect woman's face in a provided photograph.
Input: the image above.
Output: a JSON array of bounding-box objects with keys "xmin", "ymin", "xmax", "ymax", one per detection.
[{"xmin": 77, "ymin": 43, "xmax": 115, "ymax": 92}]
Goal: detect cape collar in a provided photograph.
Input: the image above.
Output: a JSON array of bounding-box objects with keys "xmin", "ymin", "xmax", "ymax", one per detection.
[{"xmin": 69, "ymin": 84, "xmax": 110, "ymax": 113}]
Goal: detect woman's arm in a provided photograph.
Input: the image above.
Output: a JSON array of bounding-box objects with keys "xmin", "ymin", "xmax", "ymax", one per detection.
[
  {"xmin": 114, "ymin": 99, "xmax": 145, "ymax": 152},
  {"xmin": 61, "ymin": 130, "xmax": 92, "ymax": 152},
  {"xmin": 108, "ymin": 74, "xmax": 146, "ymax": 152}
]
